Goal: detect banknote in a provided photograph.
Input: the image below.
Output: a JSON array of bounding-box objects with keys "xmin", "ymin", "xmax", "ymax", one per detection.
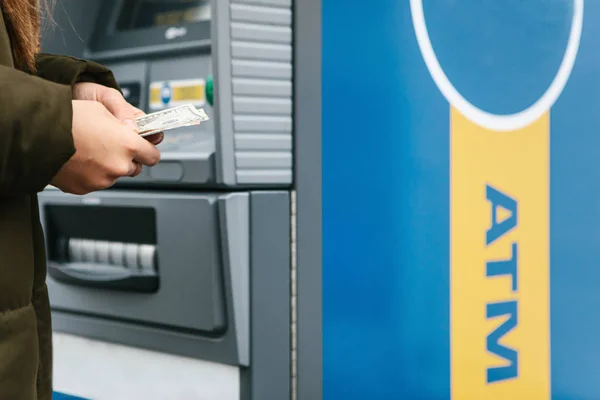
[{"xmin": 136, "ymin": 104, "xmax": 209, "ymax": 137}]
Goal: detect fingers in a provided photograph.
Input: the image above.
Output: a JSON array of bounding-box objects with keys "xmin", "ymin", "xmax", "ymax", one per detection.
[
  {"xmin": 132, "ymin": 136, "xmax": 161, "ymax": 166},
  {"xmin": 130, "ymin": 162, "xmax": 143, "ymax": 177},
  {"xmin": 127, "ymin": 161, "xmax": 140, "ymax": 177},
  {"xmin": 131, "ymin": 106, "xmax": 146, "ymax": 118},
  {"xmin": 99, "ymin": 89, "xmax": 139, "ymax": 130},
  {"xmin": 108, "ymin": 159, "xmax": 139, "ymax": 179},
  {"xmin": 105, "ymin": 105, "xmax": 161, "ymax": 168}
]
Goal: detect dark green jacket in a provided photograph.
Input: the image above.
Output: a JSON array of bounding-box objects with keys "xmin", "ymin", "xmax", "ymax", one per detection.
[{"xmin": 0, "ymin": 12, "xmax": 119, "ymax": 400}]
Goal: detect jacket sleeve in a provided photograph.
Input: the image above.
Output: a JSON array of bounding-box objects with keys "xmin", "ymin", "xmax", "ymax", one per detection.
[
  {"xmin": 31, "ymin": 53, "xmax": 121, "ymax": 91},
  {"xmin": 0, "ymin": 65, "xmax": 76, "ymax": 194}
]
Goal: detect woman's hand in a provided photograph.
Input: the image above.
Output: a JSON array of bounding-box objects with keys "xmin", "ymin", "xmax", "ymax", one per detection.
[
  {"xmin": 72, "ymin": 82, "xmax": 164, "ymax": 145},
  {"xmin": 51, "ymin": 100, "xmax": 162, "ymax": 195}
]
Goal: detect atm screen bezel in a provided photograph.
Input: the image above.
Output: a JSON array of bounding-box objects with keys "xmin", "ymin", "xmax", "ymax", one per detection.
[{"xmin": 88, "ymin": 0, "xmax": 211, "ymax": 57}]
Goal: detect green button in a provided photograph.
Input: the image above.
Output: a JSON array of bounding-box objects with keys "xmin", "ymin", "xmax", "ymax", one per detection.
[{"xmin": 206, "ymin": 75, "xmax": 214, "ymax": 107}]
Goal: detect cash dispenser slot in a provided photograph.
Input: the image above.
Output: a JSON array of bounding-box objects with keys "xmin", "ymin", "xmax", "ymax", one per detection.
[
  {"xmin": 51, "ymin": 239, "xmax": 158, "ymax": 293},
  {"xmin": 45, "ymin": 205, "xmax": 159, "ymax": 293}
]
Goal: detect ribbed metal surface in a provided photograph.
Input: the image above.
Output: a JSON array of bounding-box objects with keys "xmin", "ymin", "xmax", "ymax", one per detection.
[
  {"xmin": 230, "ymin": 0, "xmax": 293, "ymax": 185},
  {"xmin": 235, "ymin": 133, "xmax": 292, "ymax": 151}
]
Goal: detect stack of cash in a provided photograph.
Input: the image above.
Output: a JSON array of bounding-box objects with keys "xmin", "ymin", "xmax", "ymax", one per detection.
[{"xmin": 136, "ymin": 104, "xmax": 209, "ymax": 137}]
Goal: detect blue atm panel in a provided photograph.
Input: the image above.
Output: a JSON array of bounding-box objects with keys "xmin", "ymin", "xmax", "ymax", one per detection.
[{"xmin": 323, "ymin": 1, "xmax": 600, "ymax": 399}]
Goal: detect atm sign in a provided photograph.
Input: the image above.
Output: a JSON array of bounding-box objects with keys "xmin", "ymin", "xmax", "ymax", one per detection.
[{"xmin": 149, "ymin": 79, "xmax": 206, "ymax": 110}]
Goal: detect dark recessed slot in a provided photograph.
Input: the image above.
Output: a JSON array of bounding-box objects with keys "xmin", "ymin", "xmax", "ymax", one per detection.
[
  {"xmin": 44, "ymin": 204, "xmax": 159, "ymax": 293},
  {"xmin": 44, "ymin": 204, "xmax": 157, "ymax": 261}
]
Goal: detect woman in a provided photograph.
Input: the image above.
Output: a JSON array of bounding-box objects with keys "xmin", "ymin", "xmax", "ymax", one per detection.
[{"xmin": 0, "ymin": 1, "xmax": 163, "ymax": 398}]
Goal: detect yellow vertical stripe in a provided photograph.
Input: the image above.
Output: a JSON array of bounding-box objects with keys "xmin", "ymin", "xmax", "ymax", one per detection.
[{"xmin": 450, "ymin": 107, "xmax": 550, "ymax": 399}]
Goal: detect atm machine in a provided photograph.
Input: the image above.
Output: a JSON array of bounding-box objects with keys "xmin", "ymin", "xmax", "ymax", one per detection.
[{"xmin": 39, "ymin": 1, "xmax": 294, "ymax": 399}]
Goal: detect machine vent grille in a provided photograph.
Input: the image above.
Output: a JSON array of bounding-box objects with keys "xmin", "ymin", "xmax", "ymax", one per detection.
[{"xmin": 229, "ymin": 0, "xmax": 293, "ymax": 185}]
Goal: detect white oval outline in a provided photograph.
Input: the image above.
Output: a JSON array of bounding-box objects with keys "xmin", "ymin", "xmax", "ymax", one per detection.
[{"xmin": 410, "ymin": 0, "xmax": 584, "ymax": 131}]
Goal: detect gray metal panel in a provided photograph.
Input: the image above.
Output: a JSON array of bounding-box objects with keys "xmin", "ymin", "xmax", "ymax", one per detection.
[
  {"xmin": 233, "ymin": 79, "xmax": 292, "ymax": 97},
  {"xmin": 41, "ymin": 189, "xmax": 250, "ymax": 367},
  {"xmin": 40, "ymin": 191, "xmax": 227, "ymax": 333},
  {"xmin": 232, "ymin": 60, "xmax": 292, "ymax": 79},
  {"xmin": 85, "ymin": 41, "xmax": 212, "ymax": 62},
  {"xmin": 230, "ymin": 0, "xmax": 294, "ymax": 185},
  {"xmin": 230, "ymin": 4, "xmax": 292, "ymax": 25},
  {"xmin": 148, "ymin": 55, "xmax": 213, "ymax": 85},
  {"xmin": 117, "ymin": 152, "xmax": 216, "ymax": 188},
  {"xmin": 212, "ymin": 0, "xmax": 237, "ymax": 185},
  {"xmin": 295, "ymin": 0, "xmax": 323, "ymax": 398},
  {"xmin": 231, "ymin": 23, "xmax": 292, "ymax": 44},
  {"xmin": 101, "ymin": 62, "xmax": 146, "ymax": 81},
  {"xmin": 219, "ymin": 194, "xmax": 251, "ymax": 366},
  {"xmin": 290, "ymin": 191, "xmax": 297, "ymax": 397},
  {"xmin": 234, "ymin": 116, "xmax": 293, "ymax": 132},
  {"xmin": 236, "ymin": 170, "xmax": 292, "ymax": 184},
  {"xmin": 235, "ymin": 134, "xmax": 292, "ymax": 151},
  {"xmin": 240, "ymin": 191, "xmax": 291, "ymax": 400},
  {"xmin": 236, "ymin": 152, "xmax": 292, "ymax": 169},
  {"xmin": 234, "ymin": 0, "xmax": 292, "ymax": 6},
  {"xmin": 231, "ymin": 42, "xmax": 292, "ymax": 62},
  {"xmin": 148, "ymin": 55, "xmax": 212, "ymax": 81},
  {"xmin": 234, "ymin": 97, "xmax": 292, "ymax": 115}
]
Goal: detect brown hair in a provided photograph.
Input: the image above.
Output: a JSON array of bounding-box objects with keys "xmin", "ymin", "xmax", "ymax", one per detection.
[{"xmin": 1, "ymin": 0, "xmax": 54, "ymax": 71}]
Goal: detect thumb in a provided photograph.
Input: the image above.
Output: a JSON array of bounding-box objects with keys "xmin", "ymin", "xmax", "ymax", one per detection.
[{"xmin": 100, "ymin": 89, "xmax": 139, "ymax": 131}]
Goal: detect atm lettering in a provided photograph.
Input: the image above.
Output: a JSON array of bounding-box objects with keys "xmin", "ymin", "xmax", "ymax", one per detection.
[
  {"xmin": 485, "ymin": 184, "xmax": 519, "ymax": 383},
  {"xmin": 486, "ymin": 300, "xmax": 518, "ymax": 382},
  {"xmin": 486, "ymin": 244, "xmax": 518, "ymax": 292},
  {"xmin": 486, "ymin": 185, "xmax": 517, "ymax": 246}
]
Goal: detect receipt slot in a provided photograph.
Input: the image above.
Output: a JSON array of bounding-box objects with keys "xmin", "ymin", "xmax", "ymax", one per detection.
[{"xmin": 39, "ymin": 0, "xmax": 294, "ymax": 399}]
